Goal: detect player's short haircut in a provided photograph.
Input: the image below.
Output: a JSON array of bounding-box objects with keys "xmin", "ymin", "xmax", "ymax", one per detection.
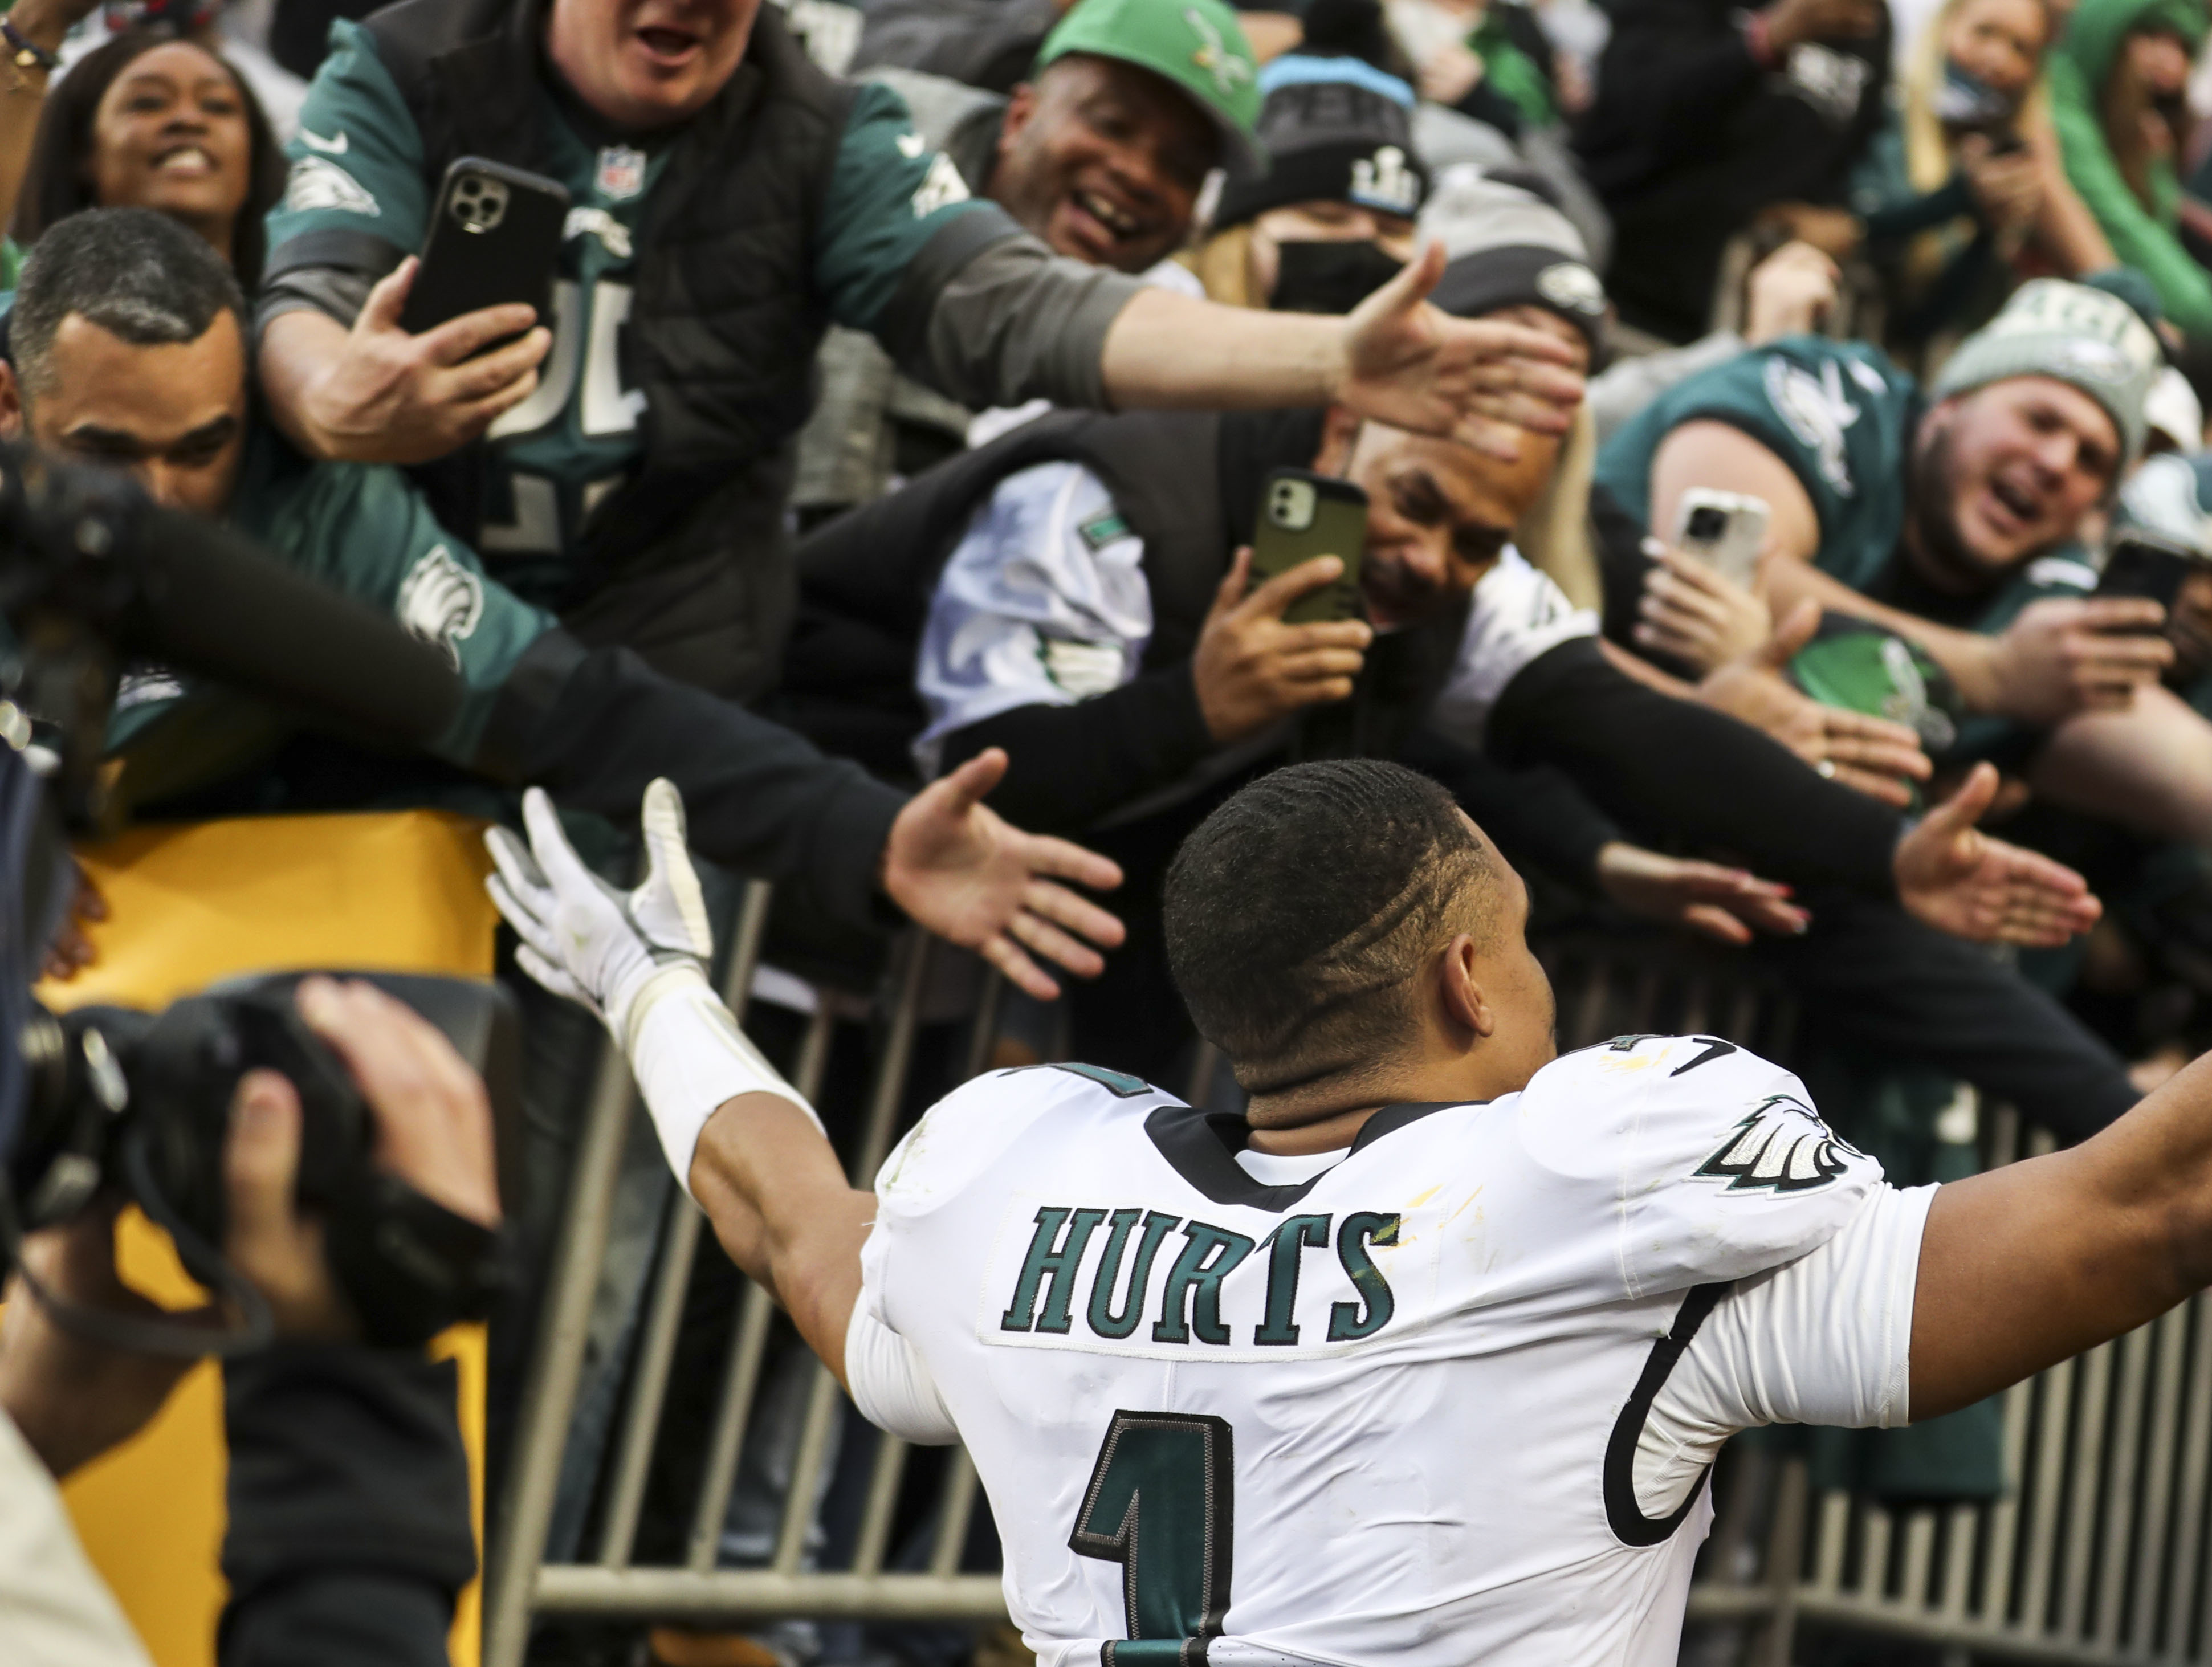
[
  {"xmin": 13, "ymin": 208, "xmax": 246, "ymax": 401},
  {"xmin": 1164, "ymin": 760, "xmax": 1500, "ymax": 1095}
]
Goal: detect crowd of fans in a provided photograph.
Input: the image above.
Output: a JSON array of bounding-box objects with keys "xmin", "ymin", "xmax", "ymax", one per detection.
[{"xmin": 10, "ymin": 0, "xmax": 2212, "ymax": 1658}]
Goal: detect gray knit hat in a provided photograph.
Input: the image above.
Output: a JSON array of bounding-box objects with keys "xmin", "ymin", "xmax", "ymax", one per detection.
[
  {"xmin": 1421, "ymin": 170, "xmax": 1605, "ymax": 353},
  {"xmin": 1930, "ymin": 279, "xmax": 2165, "ymax": 464}
]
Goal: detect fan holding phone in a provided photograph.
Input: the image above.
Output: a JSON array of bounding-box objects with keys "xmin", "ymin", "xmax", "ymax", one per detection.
[
  {"xmin": 398, "ymin": 158, "xmax": 569, "ymax": 341},
  {"xmin": 1195, "ymin": 469, "xmax": 1378, "ymax": 743},
  {"xmin": 266, "ymin": 155, "xmax": 564, "ymax": 467},
  {"xmin": 2092, "ymin": 528, "xmax": 2212, "ymax": 684},
  {"xmin": 1627, "ymin": 490, "xmax": 1782, "ymax": 675}
]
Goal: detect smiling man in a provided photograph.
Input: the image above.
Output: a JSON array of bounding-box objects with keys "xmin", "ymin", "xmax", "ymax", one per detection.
[
  {"xmin": 1593, "ymin": 276, "xmax": 2212, "ymax": 847},
  {"xmin": 251, "ymin": 0, "xmax": 1580, "ymax": 710},
  {"xmin": 796, "ymin": 0, "xmax": 1265, "ymax": 519},
  {"xmin": 975, "ymin": 0, "xmax": 1258, "ymax": 276}
]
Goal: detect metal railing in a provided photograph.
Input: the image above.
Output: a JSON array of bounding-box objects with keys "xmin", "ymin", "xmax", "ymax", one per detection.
[{"xmin": 482, "ymin": 911, "xmax": 2212, "ymax": 1667}]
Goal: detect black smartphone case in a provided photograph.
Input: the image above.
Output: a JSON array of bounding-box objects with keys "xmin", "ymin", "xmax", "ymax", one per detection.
[
  {"xmin": 399, "ymin": 156, "xmax": 571, "ymax": 338},
  {"xmin": 2099, "ymin": 536, "xmax": 2196, "ymax": 611}
]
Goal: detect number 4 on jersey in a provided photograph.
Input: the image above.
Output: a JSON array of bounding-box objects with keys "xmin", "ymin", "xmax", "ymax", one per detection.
[{"xmin": 1070, "ymin": 1411, "xmax": 1235, "ymax": 1665}]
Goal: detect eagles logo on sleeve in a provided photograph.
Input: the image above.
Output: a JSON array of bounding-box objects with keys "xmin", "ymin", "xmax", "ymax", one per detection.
[
  {"xmin": 1694, "ymin": 1094, "xmax": 1863, "ymax": 1193},
  {"xmin": 283, "ymin": 156, "xmax": 380, "ymax": 218},
  {"xmin": 396, "ymin": 545, "xmax": 486, "ymax": 667}
]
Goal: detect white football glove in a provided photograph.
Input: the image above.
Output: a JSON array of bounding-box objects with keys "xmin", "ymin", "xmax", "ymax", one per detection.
[
  {"xmin": 484, "ymin": 779, "xmax": 817, "ymax": 1195},
  {"xmin": 484, "ymin": 779, "xmax": 714, "ymax": 1048}
]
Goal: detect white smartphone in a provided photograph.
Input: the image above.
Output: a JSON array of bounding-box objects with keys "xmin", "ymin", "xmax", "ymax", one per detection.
[{"xmin": 1673, "ymin": 489, "xmax": 1770, "ymax": 590}]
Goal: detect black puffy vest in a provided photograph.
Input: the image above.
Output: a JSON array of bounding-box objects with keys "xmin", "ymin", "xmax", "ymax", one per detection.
[
  {"xmin": 357, "ymin": 0, "xmax": 853, "ymax": 699},
  {"xmin": 783, "ymin": 408, "xmax": 1469, "ymax": 782}
]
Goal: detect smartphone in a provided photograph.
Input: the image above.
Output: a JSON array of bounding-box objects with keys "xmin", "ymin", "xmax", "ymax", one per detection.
[
  {"xmin": 1251, "ymin": 468, "xmax": 1368, "ymax": 625},
  {"xmin": 1674, "ymin": 489, "xmax": 1769, "ymax": 589},
  {"xmin": 2098, "ymin": 531, "xmax": 2199, "ymax": 613},
  {"xmin": 399, "ymin": 157, "xmax": 570, "ymax": 339}
]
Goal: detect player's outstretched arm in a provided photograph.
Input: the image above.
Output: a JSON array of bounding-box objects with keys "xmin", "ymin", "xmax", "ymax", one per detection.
[
  {"xmin": 1912, "ymin": 1044, "xmax": 2212, "ymax": 1419},
  {"xmin": 484, "ymin": 780, "xmax": 872, "ymax": 1384},
  {"xmin": 687, "ymin": 1096, "xmax": 872, "ymax": 1384}
]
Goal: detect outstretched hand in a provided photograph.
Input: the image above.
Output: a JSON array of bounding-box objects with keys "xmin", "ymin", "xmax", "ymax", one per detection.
[
  {"xmin": 883, "ymin": 749, "xmax": 1125, "ymax": 1001},
  {"xmin": 1894, "ymin": 761, "xmax": 2102, "ymax": 947},
  {"xmin": 1337, "ymin": 241, "xmax": 1585, "ymax": 462},
  {"xmin": 1594, "ymin": 842, "xmax": 1810, "ymax": 945},
  {"xmin": 1697, "ymin": 600, "xmax": 1933, "ymax": 806}
]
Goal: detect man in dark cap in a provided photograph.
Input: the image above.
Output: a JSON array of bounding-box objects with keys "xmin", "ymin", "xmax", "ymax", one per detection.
[{"xmin": 797, "ymin": 0, "xmax": 1269, "ymax": 519}]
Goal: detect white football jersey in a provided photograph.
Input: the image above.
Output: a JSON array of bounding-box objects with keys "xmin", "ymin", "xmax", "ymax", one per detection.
[{"xmin": 854, "ymin": 1035, "xmax": 1916, "ymax": 1667}]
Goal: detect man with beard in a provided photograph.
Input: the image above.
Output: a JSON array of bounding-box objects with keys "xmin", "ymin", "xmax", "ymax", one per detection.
[{"xmin": 1592, "ymin": 278, "xmax": 2212, "ymax": 848}]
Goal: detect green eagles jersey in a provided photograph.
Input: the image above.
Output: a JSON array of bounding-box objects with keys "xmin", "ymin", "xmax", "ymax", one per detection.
[
  {"xmin": 1591, "ymin": 333, "xmax": 2097, "ymax": 761},
  {"xmin": 108, "ymin": 426, "xmax": 557, "ymax": 767},
  {"xmin": 265, "ymin": 19, "xmax": 991, "ymax": 604},
  {"xmin": 1593, "ymin": 333, "xmax": 2095, "ymax": 619},
  {"xmin": 1594, "ymin": 333, "xmax": 1924, "ymax": 596}
]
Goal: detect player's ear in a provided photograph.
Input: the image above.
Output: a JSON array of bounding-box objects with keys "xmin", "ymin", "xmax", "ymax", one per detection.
[{"xmin": 1436, "ymin": 934, "xmax": 1497, "ymax": 1042}]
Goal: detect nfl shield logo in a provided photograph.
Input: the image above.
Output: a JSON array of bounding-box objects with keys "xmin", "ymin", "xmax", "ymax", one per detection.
[{"xmin": 596, "ymin": 144, "xmax": 647, "ymax": 202}]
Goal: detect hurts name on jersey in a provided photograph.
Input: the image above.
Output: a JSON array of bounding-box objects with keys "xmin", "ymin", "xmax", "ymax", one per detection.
[{"xmin": 994, "ymin": 1205, "xmax": 1403, "ymax": 1353}]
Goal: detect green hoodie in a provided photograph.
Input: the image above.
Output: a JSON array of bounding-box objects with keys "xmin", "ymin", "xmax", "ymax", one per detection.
[{"xmin": 2048, "ymin": 0, "xmax": 2212, "ymax": 334}]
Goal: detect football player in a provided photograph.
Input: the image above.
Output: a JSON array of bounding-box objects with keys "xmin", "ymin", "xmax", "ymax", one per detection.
[{"xmin": 488, "ymin": 761, "xmax": 2209, "ymax": 1665}]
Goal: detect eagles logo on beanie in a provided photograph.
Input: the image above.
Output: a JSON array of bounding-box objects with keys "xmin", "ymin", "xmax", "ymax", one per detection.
[
  {"xmin": 1931, "ymin": 279, "xmax": 2164, "ymax": 466},
  {"xmin": 1421, "ymin": 171, "xmax": 1607, "ymax": 354}
]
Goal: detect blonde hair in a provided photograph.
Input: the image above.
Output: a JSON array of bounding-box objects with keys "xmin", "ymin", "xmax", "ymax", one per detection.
[
  {"xmin": 1898, "ymin": 0, "xmax": 2053, "ymax": 292},
  {"xmin": 1178, "ymin": 222, "xmax": 1266, "ymax": 308}
]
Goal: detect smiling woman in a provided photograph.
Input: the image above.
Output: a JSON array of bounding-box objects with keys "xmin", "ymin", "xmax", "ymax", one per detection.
[{"xmin": 11, "ymin": 28, "xmax": 288, "ymax": 286}]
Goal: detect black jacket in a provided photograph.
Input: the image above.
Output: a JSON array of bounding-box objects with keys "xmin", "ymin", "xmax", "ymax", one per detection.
[
  {"xmin": 1574, "ymin": 0, "xmax": 1889, "ymax": 342},
  {"xmin": 217, "ymin": 1347, "xmax": 476, "ymax": 1667},
  {"xmin": 786, "ymin": 407, "xmax": 1474, "ymax": 830}
]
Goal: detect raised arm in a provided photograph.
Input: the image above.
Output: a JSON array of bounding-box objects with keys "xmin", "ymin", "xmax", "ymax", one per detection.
[
  {"xmin": 0, "ymin": 1, "xmax": 102, "ymax": 245},
  {"xmin": 484, "ymin": 782, "xmax": 874, "ymax": 1381},
  {"xmin": 1486, "ymin": 638, "xmax": 2099, "ymax": 946},
  {"xmin": 687, "ymin": 1096, "xmax": 873, "ymax": 1387},
  {"xmin": 1912, "ymin": 1044, "xmax": 2212, "ymax": 1417},
  {"xmin": 1099, "ymin": 243, "xmax": 1583, "ymax": 462}
]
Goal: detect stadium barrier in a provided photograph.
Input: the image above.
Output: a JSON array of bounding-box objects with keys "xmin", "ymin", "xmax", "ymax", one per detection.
[{"xmin": 482, "ymin": 901, "xmax": 2212, "ymax": 1667}]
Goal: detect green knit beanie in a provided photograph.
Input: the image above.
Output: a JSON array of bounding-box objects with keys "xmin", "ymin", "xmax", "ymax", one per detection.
[{"xmin": 1930, "ymin": 279, "xmax": 2165, "ymax": 464}]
